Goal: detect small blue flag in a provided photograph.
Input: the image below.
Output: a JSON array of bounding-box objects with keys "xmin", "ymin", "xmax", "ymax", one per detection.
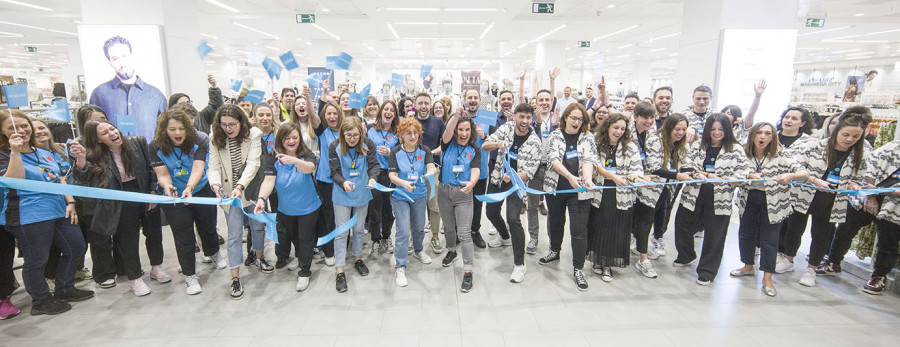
[
  {"xmin": 196, "ymin": 40, "xmax": 213, "ymax": 60},
  {"xmin": 305, "ymin": 74, "xmax": 322, "ymax": 87},
  {"xmin": 43, "ymin": 98, "xmax": 70, "ymax": 122},
  {"xmin": 243, "ymin": 90, "xmax": 265, "ymax": 104},
  {"xmin": 474, "ymin": 109, "xmax": 499, "ymax": 125},
  {"xmin": 325, "ymin": 56, "xmax": 338, "ymax": 70},
  {"xmin": 262, "ymin": 57, "xmax": 283, "ymax": 80},
  {"xmin": 229, "ymin": 80, "xmax": 242, "ymax": 93},
  {"xmin": 391, "ymin": 73, "xmax": 404, "ymax": 87},
  {"xmin": 279, "ymin": 51, "xmax": 299, "ymax": 70},
  {"xmin": 348, "ymin": 83, "xmax": 372, "ymax": 109},
  {"xmin": 2, "ymin": 84, "xmax": 28, "ymax": 108},
  {"xmin": 116, "ymin": 114, "xmax": 136, "ymax": 133},
  {"xmin": 420, "ymin": 65, "xmax": 433, "ymax": 79}
]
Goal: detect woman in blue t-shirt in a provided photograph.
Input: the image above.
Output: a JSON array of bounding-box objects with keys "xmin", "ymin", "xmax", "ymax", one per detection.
[
  {"xmin": 328, "ymin": 116, "xmax": 379, "ymax": 293},
  {"xmin": 313, "ymin": 102, "xmax": 342, "ymax": 266},
  {"xmin": 387, "ymin": 117, "xmax": 436, "ymax": 287},
  {"xmin": 366, "ymin": 100, "xmax": 399, "ymax": 257},
  {"xmin": 149, "ymin": 109, "xmax": 222, "ymax": 295},
  {"xmin": 254, "ymin": 122, "xmax": 321, "ymax": 292},
  {"xmin": 1, "ymin": 110, "xmax": 91, "ymax": 315},
  {"xmin": 438, "ymin": 113, "xmax": 481, "ymax": 293}
]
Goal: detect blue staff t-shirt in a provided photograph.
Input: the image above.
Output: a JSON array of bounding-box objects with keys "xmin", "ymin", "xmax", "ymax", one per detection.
[
  {"xmin": 0, "ymin": 147, "xmax": 66, "ymax": 226},
  {"xmin": 148, "ymin": 132, "xmax": 210, "ymax": 195},
  {"xmin": 330, "ymin": 142, "xmax": 374, "ymax": 207},
  {"xmin": 260, "ymin": 131, "xmax": 276, "ymax": 154},
  {"xmin": 475, "ymin": 123, "xmax": 490, "ymax": 180},
  {"xmin": 367, "ymin": 127, "xmax": 398, "ymax": 169},
  {"xmin": 388, "ymin": 143, "xmax": 433, "ymax": 200},
  {"xmin": 440, "ymin": 141, "xmax": 481, "ymax": 186},
  {"xmin": 262, "ymin": 150, "xmax": 321, "ymax": 216},
  {"xmin": 315, "ymin": 123, "xmax": 340, "ymax": 182}
]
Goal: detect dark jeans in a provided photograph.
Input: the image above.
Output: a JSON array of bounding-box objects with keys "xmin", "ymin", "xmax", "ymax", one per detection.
[
  {"xmin": 485, "ymin": 182, "xmax": 526, "ymax": 266},
  {"xmin": 0, "ymin": 227, "xmax": 16, "ymax": 299},
  {"xmin": 45, "ymin": 214, "xmax": 90, "ymax": 279},
  {"xmin": 828, "ymin": 206, "xmax": 874, "ymax": 265},
  {"xmin": 367, "ymin": 170, "xmax": 394, "ymax": 242},
  {"xmin": 673, "ymin": 185, "xmax": 730, "ymax": 280},
  {"xmin": 632, "ymin": 201, "xmax": 655, "ymax": 254},
  {"xmin": 653, "ymin": 186, "xmax": 678, "ymax": 240},
  {"xmin": 6, "ymin": 218, "xmax": 85, "ymax": 305},
  {"xmin": 140, "ymin": 207, "xmax": 164, "ymax": 266},
  {"xmin": 546, "ymin": 193, "xmax": 589, "ymax": 270},
  {"xmin": 873, "ymin": 219, "xmax": 900, "ymax": 277},
  {"xmin": 161, "ymin": 185, "xmax": 219, "ymax": 277},
  {"xmin": 738, "ymin": 190, "xmax": 781, "ymax": 273},
  {"xmin": 784, "ymin": 192, "xmax": 837, "ymax": 264},
  {"xmin": 471, "ymin": 177, "xmax": 488, "ymax": 234},
  {"xmin": 315, "ymin": 181, "xmax": 335, "ymax": 258},
  {"xmin": 277, "ymin": 210, "xmax": 320, "ymax": 277},
  {"xmin": 89, "ymin": 197, "xmax": 144, "ymax": 282}
]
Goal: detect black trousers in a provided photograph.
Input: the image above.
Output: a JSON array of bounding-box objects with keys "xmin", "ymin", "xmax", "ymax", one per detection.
[
  {"xmin": 277, "ymin": 210, "xmax": 320, "ymax": 277},
  {"xmin": 0, "ymin": 227, "xmax": 15, "ymax": 299},
  {"xmin": 738, "ymin": 190, "xmax": 781, "ymax": 273},
  {"xmin": 89, "ymin": 184, "xmax": 145, "ymax": 282},
  {"xmin": 873, "ymin": 219, "xmax": 900, "ymax": 277},
  {"xmin": 315, "ymin": 181, "xmax": 335, "ymax": 258},
  {"xmin": 367, "ymin": 170, "xmax": 394, "ymax": 242},
  {"xmin": 673, "ymin": 185, "xmax": 730, "ymax": 280},
  {"xmin": 470, "ymin": 177, "xmax": 488, "ymax": 234},
  {"xmin": 784, "ymin": 192, "xmax": 837, "ymax": 265},
  {"xmin": 632, "ymin": 201, "xmax": 655, "ymax": 254},
  {"xmin": 485, "ymin": 182, "xmax": 526, "ymax": 266},
  {"xmin": 161, "ymin": 185, "xmax": 219, "ymax": 277},
  {"xmin": 140, "ymin": 207, "xmax": 164, "ymax": 266},
  {"xmin": 546, "ymin": 193, "xmax": 589, "ymax": 270},
  {"xmin": 828, "ymin": 206, "xmax": 874, "ymax": 265},
  {"xmin": 653, "ymin": 185, "xmax": 679, "ymax": 240}
]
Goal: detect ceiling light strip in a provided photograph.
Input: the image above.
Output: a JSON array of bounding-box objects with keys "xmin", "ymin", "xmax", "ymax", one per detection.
[{"xmin": 232, "ymin": 21, "xmax": 279, "ymax": 40}]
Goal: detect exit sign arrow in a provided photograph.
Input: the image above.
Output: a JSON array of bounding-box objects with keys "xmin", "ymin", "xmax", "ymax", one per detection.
[
  {"xmin": 532, "ymin": 3, "xmax": 554, "ymax": 14},
  {"xmin": 296, "ymin": 14, "xmax": 316, "ymax": 23}
]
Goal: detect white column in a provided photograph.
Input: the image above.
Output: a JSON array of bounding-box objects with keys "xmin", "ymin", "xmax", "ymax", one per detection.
[
  {"xmin": 632, "ymin": 58, "xmax": 652, "ymax": 98},
  {"xmin": 61, "ymin": 38, "xmax": 84, "ymax": 100},
  {"xmin": 534, "ymin": 40, "xmax": 566, "ymax": 92}
]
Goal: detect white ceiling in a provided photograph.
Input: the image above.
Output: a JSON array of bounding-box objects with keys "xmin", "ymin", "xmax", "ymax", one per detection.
[{"xmin": 0, "ymin": 0, "xmax": 899, "ymax": 82}]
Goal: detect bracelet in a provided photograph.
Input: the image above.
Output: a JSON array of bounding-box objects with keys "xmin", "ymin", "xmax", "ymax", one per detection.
[
  {"xmin": 258, "ymin": 196, "xmax": 267, "ymax": 201},
  {"xmin": 66, "ymin": 201, "xmax": 75, "ymax": 205},
  {"xmin": 235, "ymin": 184, "xmax": 245, "ymax": 191}
]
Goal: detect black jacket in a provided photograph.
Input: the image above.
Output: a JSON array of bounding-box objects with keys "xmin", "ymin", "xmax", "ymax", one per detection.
[{"xmin": 194, "ymin": 87, "xmax": 223, "ymax": 135}]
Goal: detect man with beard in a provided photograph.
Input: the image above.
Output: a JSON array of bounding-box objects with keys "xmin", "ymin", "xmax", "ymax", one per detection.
[
  {"xmin": 581, "ymin": 86, "xmax": 596, "ymax": 111},
  {"xmin": 414, "ymin": 92, "xmax": 447, "ymax": 254},
  {"xmin": 653, "ymin": 86, "xmax": 673, "ymax": 129},
  {"xmin": 89, "ymin": 35, "xmax": 166, "ymax": 140},
  {"xmin": 681, "ymin": 85, "xmax": 712, "ymax": 143}
]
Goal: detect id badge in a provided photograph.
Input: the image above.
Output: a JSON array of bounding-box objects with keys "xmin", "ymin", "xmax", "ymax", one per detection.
[
  {"xmin": 452, "ymin": 165, "xmax": 465, "ymax": 173},
  {"xmin": 826, "ymin": 172, "xmax": 840, "ymax": 184},
  {"xmin": 542, "ymin": 129, "xmax": 550, "ymax": 138},
  {"xmin": 705, "ymin": 164, "xmax": 716, "ymax": 173},
  {"xmin": 565, "ymin": 150, "xmax": 578, "ymax": 160},
  {"xmin": 175, "ymin": 168, "xmax": 188, "ymax": 176},
  {"xmin": 891, "ymin": 169, "xmax": 900, "ymax": 179},
  {"xmin": 349, "ymin": 170, "xmax": 361, "ymax": 177},
  {"xmin": 39, "ymin": 165, "xmax": 59, "ymax": 183},
  {"xmin": 605, "ymin": 166, "xmax": 617, "ymax": 174},
  {"xmin": 639, "ymin": 152, "xmax": 647, "ymax": 161},
  {"xmin": 508, "ymin": 151, "xmax": 519, "ymax": 160},
  {"xmin": 407, "ymin": 172, "xmax": 418, "ymax": 181},
  {"xmin": 59, "ymin": 163, "xmax": 70, "ymax": 176}
]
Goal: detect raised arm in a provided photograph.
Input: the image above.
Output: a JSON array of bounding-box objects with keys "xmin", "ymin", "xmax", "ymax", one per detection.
[{"xmin": 743, "ymin": 80, "xmax": 766, "ymax": 129}]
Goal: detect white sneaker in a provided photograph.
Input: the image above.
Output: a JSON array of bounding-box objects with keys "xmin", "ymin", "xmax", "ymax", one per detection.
[
  {"xmin": 799, "ymin": 268, "xmax": 817, "ymax": 287},
  {"xmin": 774, "ymin": 253, "xmax": 794, "ymax": 274},
  {"xmin": 654, "ymin": 238, "xmax": 667, "ymax": 256},
  {"xmin": 296, "ymin": 276, "xmax": 310, "ymax": 292},
  {"xmin": 287, "ymin": 258, "xmax": 300, "ymax": 271},
  {"xmin": 526, "ymin": 238, "xmax": 538, "ymax": 255},
  {"xmin": 324, "ymin": 257, "xmax": 335, "ymax": 267},
  {"xmin": 211, "ymin": 252, "xmax": 227, "ymax": 270},
  {"xmin": 413, "ymin": 252, "xmax": 432, "ymax": 264},
  {"xmin": 202, "ymin": 255, "xmax": 212, "ymax": 263},
  {"xmin": 635, "ymin": 260, "xmax": 658, "ymax": 279},
  {"xmin": 648, "ymin": 246, "xmax": 661, "ymax": 260},
  {"xmin": 630, "ymin": 237, "xmax": 638, "ymax": 256},
  {"xmin": 185, "ymin": 275, "xmax": 202, "ymax": 295},
  {"xmin": 488, "ymin": 227, "xmax": 498, "ymax": 235},
  {"xmin": 488, "ymin": 236, "xmax": 502, "ymax": 248},
  {"xmin": 510, "ymin": 265, "xmax": 527, "ymax": 283},
  {"xmin": 395, "ymin": 268, "xmax": 408, "ymax": 287}
]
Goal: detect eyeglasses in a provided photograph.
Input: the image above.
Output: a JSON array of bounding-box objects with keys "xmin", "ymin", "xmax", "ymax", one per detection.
[
  {"xmin": 344, "ymin": 133, "xmax": 360, "ymax": 139},
  {"xmin": 567, "ymin": 116, "xmax": 584, "ymax": 124},
  {"xmin": 220, "ymin": 122, "xmax": 240, "ymax": 130}
]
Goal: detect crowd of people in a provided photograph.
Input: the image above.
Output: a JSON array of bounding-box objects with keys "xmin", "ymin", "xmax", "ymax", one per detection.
[{"xmin": 0, "ymin": 70, "xmax": 898, "ymax": 320}]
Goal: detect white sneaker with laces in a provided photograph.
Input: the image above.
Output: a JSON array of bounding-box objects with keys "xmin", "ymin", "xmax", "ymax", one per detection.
[
  {"xmin": 774, "ymin": 253, "xmax": 794, "ymax": 273},
  {"xmin": 635, "ymin": 260, "xmax": 658, "ymax": 279},
  {"xmin": 202, "ymin": 255, "xmax": 212, "ymax": 263},
  {"xmin": 510, "ymin": 265, "xmax": 527, "ymax": 283},
  {"xmin": 296, "ymin": 276, "xmax": 310, "ymax": 292},
  {"xmin": 488, "ymin": 227, "xmax": 498, "ymax": 235},
  {"xmin": 185, "ymin": 275, "xmax": 202, "ymax": 295},
  {"xmin": 211, "ymin": 252, "xmax": 227, "ymax": 270},
  {"xmin": 799, "ymin": 267, "xmax": 817, "ymax": 287},
  {"xmin": 654, "ymin": 238, "xmax": 667, "ymax": 256},
  {"xmin": 395, "ymin": 268, "xmax": 408, "ymax": 287},
  {"xmin": 150, "ymin": 265, "xmax": 172, "ymax": 283},
  {"xmin": 487, "ymin": 236, "xmax": 502, "ymax": 248},
  {"xmin": 413, "ymin": 252, "xmax": 432, "ymax": 264},
  {"xmin": 324, "ymin": 257, "xmax": 335, "ymax": 267},
  {"xmin": 648, "ymin": 246, "xmax": 661, "ymax": 260}
]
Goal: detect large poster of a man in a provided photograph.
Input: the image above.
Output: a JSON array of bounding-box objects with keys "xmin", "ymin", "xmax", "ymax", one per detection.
[{"xmin": 79, "ymin": 25, "xmax": 168, "ymax": 140}]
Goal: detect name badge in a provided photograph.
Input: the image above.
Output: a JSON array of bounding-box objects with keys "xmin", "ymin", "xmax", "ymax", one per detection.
[
  {"xmin": 826, "ymin": 172, "xmax": 840, "ymax": 184},
  {"xmin": 175, "ymin": 168, "xmax": 189, "ymax": 176},
  {"xmin": 639, "ymin": 152, "xmax": 646, "ymax": 161},
  {"xmin": 407, "ymin": 173, "xmax": 418, "ymax": 181},
  {"xmin": 542, "ymin": 130, "xmax": 550, "ymax": 138},
  {"xmin": 705, "ymin": 164, "xmax": 716, "ymax": 173},
  {"xmin": 349, "ymin": 170, "xmax": 361, "ymax": 177},
  {"xmin": 605, "ymin": 166, "xmax": 617, "ymax": 174},
  {"xmin": 508, "ymin": 151, "xmax": 519, "ymax": 160},
  {"xmin": 59, "ymin": 163, "xmax": 70, "ymax": 176},
  {"xmin": 452, "ymin": 165, "xmax": 465, "ymax": 173},
  {"xmin": 565, "ymin": 150, "xmax": 578, "ymax": 160},
  {"xmin": 891, "ymin": 169, "xmax": 900, "ymax": 179}
]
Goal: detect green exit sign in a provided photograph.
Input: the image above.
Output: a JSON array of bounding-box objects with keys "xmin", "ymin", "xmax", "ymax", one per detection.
[
  {"xmin": 578, "ymin": 41, "xmax": 590, "ymax": 48},
  {"xmin": 532, "ymin": 3, "xmax": 554, "ymax": 14},
  {"xmin": 805, "ymin": 17, "xmax": 825, "ymax": 27},
  {"xmin": 296, "ymin": 14, "xmax": 316, "ymax": 23},
  {"xmin": 24, "ymin": 46, "xmax": 37, "ymax": 52}
]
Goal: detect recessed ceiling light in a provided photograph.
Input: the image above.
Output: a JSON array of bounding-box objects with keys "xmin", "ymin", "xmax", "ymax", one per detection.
[
  {"xmin": 232, "ymin": 21, "xmax": 279, "ymax": 40},
  {"xmin": 608, "ymin": 4, "xmax": 616, "ymax": 9},
  {"xmin": 594, "ymin": 24, "xmax": 639, "ymax": 41},
  {"xmin": 206, "ymin": 0, "xmax": 239, "ymax": 13},
  {"xmin": 321, "ymin": 8, "xmax": 329, "ymax": 12},
  {"xmin": 854, "ymin": 13, "xmax": 865, "ymax": 16}
]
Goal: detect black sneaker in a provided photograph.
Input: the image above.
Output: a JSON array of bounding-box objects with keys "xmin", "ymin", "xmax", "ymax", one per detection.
[
  {"xmin": 574, "ymin": 269, "xmax": 589, "ymax": 291},
  {"xmin": 230, "ymin": 278, "xmax": 243, "ymax": 300},
  {"xmin": 275, "ymin": 258, "xmax": 288, "ymax": 269},
  {"xmin": 55, "ymin": 288, "xmax": 94, "ymax": 302},
  {"xmin": 30, "ymin": 297, "xmax": 71, "ymax": 316},
  {"xmin": 538, "ymin": 204, "xmax": 548, "ymax": 216},
  {"xmin": 442, "ymin": 251, "xmax": 458, "ymax": 267},
  {"xmin": 539, "ymin": 251, "xmax": 560, "ymax": 265},
  {"xmin": 255, "ymin": 258, "xmax": 274, "ymax": 274},
  {"xmin": 244, "ymin": 253, "xmax": 255, "ymax": 267},
  {"xmin": 355, "ymin": 259, "xmax": 370, "ymax": 276},
  {"xmin": 471, "ymin": 232, "xmax": 486, "ymax": 249},
  {"xmin": 460, "ymin": 272, "xmax": 473, "ymax": 293},
  {"xmin": 336, "ymin": 273, "xmax": 348, "ymax": 293}
]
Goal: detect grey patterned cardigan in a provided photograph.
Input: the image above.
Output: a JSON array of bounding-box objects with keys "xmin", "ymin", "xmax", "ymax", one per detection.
[
  {"xmin": 680, "ymin": 142, "xmax": 752, "ymax": 216},
  {"xmin": 485, "ymin": 122, "xmax": 542, "ymax": 186},
  {"xmin": 851, "ymin": 140, "xmax": 900, "ymax": 225},
  {"xmin": 591, "ymin": 141, "xmax": 644, "ymax": 210},
  {"xmin": 792, "ymin": 138, "xmax": 868, "ymax": 223},
  {"xmin": 631, "ymin": 123, "xmax": 663, "ymax": 207},
  {"xmin": 736, "ymin": 149, "xmax": 805, "ymax": 224},
  {"xmin": 543, "ymin": 129, "xmax": 600, "ymax": 201}
]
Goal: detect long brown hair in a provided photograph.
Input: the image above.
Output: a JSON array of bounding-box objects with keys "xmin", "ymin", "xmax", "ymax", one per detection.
[
  {"xmin": 700, "ymin": 113, "xmax": 738, "ymax": 152},
  {"xmin": 452, "ymin": 116, "xmax": 478, "ymax": 148},
  {"xmin": 289, "ymin": 96, "xmax": 317, "ymax": 141},
  {"xmin": 211, "ymin": 104, "xmax": 251, "ymax": 149},
  {"xmin": 338, "ymin": 116, "xmax": 367, "ymax": 155},
  {"xmin": 374, "ymin": 100, "xmax": 399, "ymax": 133},
  {"xmin": 83, "ymin": 119, "xmax": 134, "ymax": 187},
  {"xmin": 320, "ymin": 102, "xmax": 344, "ymax": 131},
  {"xmin": 0, "ymin": 110, "xmax": 41, "ymax": 149},
  {"xmin": 595, "ymin": 113, "xmax": 633, "ymax": 158},
  {"xmin": 274, "ymin": 122, "xmax": 310, "ymax": 157},
  {"xmin": 743, "ymin": 122, "xmax": 780, "ymax": 160},
  {"xmin": 154, "ymin": 109, "xmax": 197, "ymax": 156},
  {"xmin": 827, "ymin": 106, "xmax": 872, "ymax": 174},
  {"xmin": 658, "ymin": 113, "xmax": 689, "ymax": 169}
]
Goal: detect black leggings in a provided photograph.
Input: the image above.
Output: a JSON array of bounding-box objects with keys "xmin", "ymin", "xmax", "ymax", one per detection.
[
  {"xmin": 367, "ymin": 170, "xmax": 394, "ymax": 242},
  {"xmin": 0, "ymin": 227, "xmax": 15, "ymax": 299},
  {"xmin": 632, "ymin": 201, "xmax": 655, "ymax": 254},
  {"xmin": 315, "ymin": 181, "xmax": 335, "ymax": 257},
  {"xmin": 277, "ymin": 210, "xmax": 320, "ymax": 277},
  {"xmin": 827, "ymin": 206, "xmax": 874, "ymax": 265},
  {"xmin": 161, "ymin": 185, "xmax": 219, "ymax": 277},
  {"xmin": 546, "ymin": 193, "xmax": 589, "ymax": 270},
  {"xmin": 784, "ymin": 192, "xmax": 837, "ymax": 265},
  {"xmin": 873, "ymin": 219, "xmax": 900, "ymax": 277}
]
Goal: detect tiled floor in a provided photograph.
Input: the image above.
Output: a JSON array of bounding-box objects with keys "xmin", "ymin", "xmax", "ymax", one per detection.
[{"xmin": 2, "ymin": 207, "xmax": 898, "ymax": 346}]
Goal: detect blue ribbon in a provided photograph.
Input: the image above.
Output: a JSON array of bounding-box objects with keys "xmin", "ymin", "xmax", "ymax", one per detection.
[
  {"xmin": 367, "ymin": 181, "xmax": 414, "ymax": 202},
  {"xmin": 317, "ymin": 213, "xmax": 357, "ymax": 247},
  {"xmin": 426, "ymin": 173, "xmax": 436, "ymax": 200},
  {"xmin": 788, "ymin": 181, "xmax": 900, "ymax": 196}
]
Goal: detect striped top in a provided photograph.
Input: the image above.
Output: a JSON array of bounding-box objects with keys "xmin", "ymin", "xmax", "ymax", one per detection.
[{"xmin": 228, "ymin": 137, "xmax": 242, "ymax": 183}]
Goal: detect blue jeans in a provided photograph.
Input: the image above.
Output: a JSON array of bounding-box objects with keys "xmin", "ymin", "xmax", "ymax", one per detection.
[
  {"xmin": 333, "ymin": 203, "xmax": 368, "ymax": 269},
  {"xmin": 225, "ymin": 205, "xmax": 261, "ymax": 269},
  {"xmin": 7, "ymin": 218, "xmax": 85, "ymax": 305},
  {"xmin": 391, "ymin": 196, "xmax": 427, "ymax": 269},
  {"xmin": 242, "ymin": 205, "xmax": 266, "ymax": 253}
]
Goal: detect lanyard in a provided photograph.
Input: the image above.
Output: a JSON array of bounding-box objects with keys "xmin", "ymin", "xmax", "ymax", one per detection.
[
  {"xmin": 349, "ymin": 150, "xmax": 359, "ymax": 169},
  {"xmin": 380, "ymin": 130, "xmax": 390, "ymax": 147},
  {"xmin": 404, "ymin": 148, "xmax": 417, "ymax": 168},
  {"xmin": 754, "ymin": 156, "xmax": 765, "ymax": 173}
]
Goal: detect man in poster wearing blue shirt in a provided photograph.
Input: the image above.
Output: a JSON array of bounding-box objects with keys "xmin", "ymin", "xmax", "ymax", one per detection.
[{"xmin": 89, "ymin": 35, "xmax": 167, "ymax": 140}]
